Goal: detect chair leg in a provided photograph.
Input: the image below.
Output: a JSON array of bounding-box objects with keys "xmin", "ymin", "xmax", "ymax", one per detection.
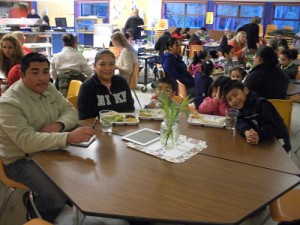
[
  {"xmin": 131, "ymin": 89, "xmax": 142, "ymax": 109},
  {"xmin": 0, "ymin": 187, "xmax": 16, "ymax": 218},
  {"xmin": 28, "ymin": 191, "xmax": 42, "ymax": 219}
]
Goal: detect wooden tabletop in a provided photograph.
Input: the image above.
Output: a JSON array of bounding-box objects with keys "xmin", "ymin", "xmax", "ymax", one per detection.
[
  {"xmin": 287, "ymin": 83, "xmax": 300, "ymax": 96},
  {"xmin": 79, "ymin": 117, "xmax": 300, "ymax": 175},
  {"xmin": 34, "ymin": 130, "xmax": 300, "ymax": 224}
]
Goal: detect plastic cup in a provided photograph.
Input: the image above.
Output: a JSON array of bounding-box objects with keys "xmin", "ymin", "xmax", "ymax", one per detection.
[
  {"xmin": 225, "ymin": 109, "xmax": 239, "ymax": 130},
  {"xmin": 99, "ymin": 110, "xmax": 114, "ymax": 133}
]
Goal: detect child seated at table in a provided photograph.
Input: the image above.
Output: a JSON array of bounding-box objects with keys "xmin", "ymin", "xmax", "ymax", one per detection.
[
  {"xmin": 198, "ymin": 76, "xmax": 231, "ymax": 116},
  {"xmin": 222, "ymin": 80, "xmax": 291, "ymax": 152},
  {"xmin": 190, "ymin": 49, "xmax": 208, "ymax": 76},
  {"xmin": 194, "ymin": 60, "xmax": 214, "ymax": 109},
  {"xmin": 146, "ymin": 77, "xmax": 176, "ymax": 109},
  {"xmin": 229, "ymin": 67, "xmax": 247, "ymax": 82},
  {"xmin": 216, "ymin": 45, "xmax": 235, "ymax": 69}
]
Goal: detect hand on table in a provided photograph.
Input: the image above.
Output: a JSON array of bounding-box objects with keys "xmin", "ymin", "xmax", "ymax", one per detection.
[
  {"xmin": 245, "ymin": 129, "xmax": 259, "ymax": 145},
  {"xmin": 67, "ymin": 127, "xmax": 95, "ymax": 144}
]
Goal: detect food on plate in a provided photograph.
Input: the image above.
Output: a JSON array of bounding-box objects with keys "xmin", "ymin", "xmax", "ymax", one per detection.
[
  {"xmin": 113, "ymin": 114, "xmax": 138, "ymax": 123},
  {"xmin": 139, "ymin": 109, "xmax": 152, "ymax": 117},
  {"xmin": 190, "ymin": 113, "xmax": 225, "ymax": 125}
]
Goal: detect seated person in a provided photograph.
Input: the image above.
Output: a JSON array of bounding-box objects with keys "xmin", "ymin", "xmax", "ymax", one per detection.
[
  {"xmin": 218, "ymin": 28, "xmax": 232, "ymax": 51},
  {"xmin": 171, "ymin": 27, "xmax": 186, "ymax": 40},
  {"xmin": 194, "ymin": 60, "xmax": 214, "ymax": 109},
  {"xmin": 78, "ymin": 49, "xmax": 135, "ymax": 120},
  {"xmin": 228, "ymin": 31, "xmax": 248, "ymax": 64},
  {"xmin": 154, "ymin": 31, "xmax": 171, "ymax": 56},
  {"xmin": 199, "ymin": 76, "xmax": 231, "ymax": 116},
  {"xmin": 198, "ymin": 27, "xmax": 210, "ymax": 42},
  {"xmin": 278, "ymin": 49, "xmax": 298, "ymax": 80},
  {"xmin": 182, "ymin": 27, "xmax": 191, "ymax": 40},
  {"xmin": 0, "ymin": 52, "xmax": 95, "ymax": 222},
  {"xmin": 161, "ymin": 37, "xmax": 195, "ymax": 97},
  {"xmin": 50, "ymin": 33, "xmax": 93, "ymax": 96},
  {"xmin": 188, "ymin": 30, "xmax": 203, "ymax": 47},
  {"xmin": 223, "ymin": 80, "xmax": 291, "ymax": 152},
  {"xmin": 244, "ymin": 46, "xmax": 289, "ymax": 99},
  {"xmin": 229, "ymin": 67, "xmax": 247, "ymax": 82},
  {"xmin": 146, "ymin": 77, "xmax": 176, "ymax": 109},
  {"xmin": 216, "ymin": 45, "xmax": 235, "ymax": 74},
  {"xmin": 273, "ymin": 31, "xmax": 289, "ymax": 50},
  {"xmin": 190, "ymin": 49, "xmax": 208, "ymax": 76}
]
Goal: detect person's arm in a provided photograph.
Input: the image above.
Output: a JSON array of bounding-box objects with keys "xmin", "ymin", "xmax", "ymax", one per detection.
[
  {"xmin": 50, "ymin": 57, "xmax": 58, "ymax": 81},
  {"xmin": 198, "ymin": 97, "xmax": 219, "ymax": 114},
  {"xmin": 254, "ymin": 25, "xmax": 260, "ymax": 48},
  {"xmin": 79, "ymin": 54, "xmax": 93, "ymax": 77},
  {"xmin": 7, "ymin": 64, "xmax": 21, "ymax": 86}
]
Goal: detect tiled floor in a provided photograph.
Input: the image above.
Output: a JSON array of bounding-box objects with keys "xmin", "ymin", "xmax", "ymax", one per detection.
[{"xmin": 1, "ymin": 83, "xmax": 299, "ymax": 225}]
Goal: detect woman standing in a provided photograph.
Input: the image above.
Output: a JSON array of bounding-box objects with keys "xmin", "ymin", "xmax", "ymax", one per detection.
[
  {"xmin": 228, "ymin": 31, "xmax": 248, "ymax": 64},
  {"xmin": 111, "ymin": 32, "xmax": 138, "ymax": 84},
  {"xmin": 0, "ymin": 34, "xmax": 23, "ymax": 92},
  {"xmin": 237, "ymin": 16, "xmax": 261, "ymax": 50},
  {"xmin": 78, "ymin": 49, "xmax": 135, "ymax": 120}
]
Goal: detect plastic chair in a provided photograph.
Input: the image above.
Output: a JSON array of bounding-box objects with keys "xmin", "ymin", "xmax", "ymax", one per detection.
[
  {"xmin": 67, "ymin": 96, "xmax": 78, "ymax": 109},
  {"xmin": 264, "ymin": 24, "xmax": 278, "ymax": 39},
  {"xmin": 23, "ymin": 218, "xmax": 52, "ymax": 225},
  {"xmin": 258, "ymin": 24, "xmax": 264, "ymax": 38},
  {"xmin": 268, "ymin": 99, "xmax": 293, "ymax": 132},
  {"xmin": 67, "ymin": 80, "xmax": 82, "ymax": 98},
  {"xmin": 282, "ymin": 26, "xmax": 294, "ymax": 31},
  {"xmin": 189, "ymin": 45, "xmax": 204, "ymax": 59},
  {"xmin": 176, "ymin": 80, "xmax": 187, "ymax": 99},
  {"xmin": 108, "ymin": 46, "xmax": 120, "ymax": 58},
  {"xmin": 129, "ymin": 63, "xmax": 142, "ymax": 109},
  {"xmin": 270, "ymin": 189, "xmax": 300, "ymax": 222}
]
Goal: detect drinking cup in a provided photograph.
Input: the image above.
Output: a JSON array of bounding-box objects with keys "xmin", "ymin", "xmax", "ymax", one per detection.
[
  {"xmin": 225, "ymin": 109, "xmax": 239, "ymax": 130},
  {"xmin": 99, "ymin": 110, "xmax": 114, "ymax": 133}
]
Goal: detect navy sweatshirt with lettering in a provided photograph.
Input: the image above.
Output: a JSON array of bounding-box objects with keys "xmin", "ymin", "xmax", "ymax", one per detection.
[{"xmin": 78, "ymin": 74, "xmax": 135, "ymax": 120}]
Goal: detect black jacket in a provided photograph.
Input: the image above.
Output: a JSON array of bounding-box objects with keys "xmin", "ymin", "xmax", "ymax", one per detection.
[
  {"xmin": 155, "ymin": 33, "xmax": 171, "ymax": 55},
  {"xmin": 245, "ymin": 63, "xmax": 289, "ymax": 99},
  {"xmin": 238, "ymin": 23, "xmax": 259, "ymax": 49},
  {"xmin": 78, "ymin": 75, "xmax": 135, "ymax": 120},
  {"xmin": 237, "ymin": 91, "xmax": 291, "ymax": 152},
  {"xmin": 123, "ymin": 16, "xmax": 144, "ymax": 40}
]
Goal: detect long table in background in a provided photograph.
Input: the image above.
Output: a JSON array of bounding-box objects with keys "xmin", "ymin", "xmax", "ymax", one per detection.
[{"xmin": 33, "ymin": 118, "xmax": 300, "ymax": 225}]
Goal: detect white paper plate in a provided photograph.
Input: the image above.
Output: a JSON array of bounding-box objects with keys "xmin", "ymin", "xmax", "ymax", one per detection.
[
  {"xmin": 138, "ymin": 109, "xmax": 165, "ymax": 120},
  {"xmin": 188, "ymin": 114, "xmax": 226, "ymax": 128},
  {"xmin": 113, "ymin": 113, "xmax": 139, "ymax": 125}
]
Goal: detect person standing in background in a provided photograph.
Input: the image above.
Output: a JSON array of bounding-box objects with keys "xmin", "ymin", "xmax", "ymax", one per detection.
[
  {"xmin": 123, "ymin": 8, "xmax": 145, "ymax": 40},
  {"xmin": 11, "ymin": 31, "xmax": 32, "ymax": 55},
  {"xmin": 27, "ymin": 9, "xmax": 40, "ymax": 19},
  {"xmin": 237, "ymin": 16, "xmax": 261, "ymax": 50},
  {"xmin": 40, "ymin": 10, "xmax": 50, "ymax": 32}
]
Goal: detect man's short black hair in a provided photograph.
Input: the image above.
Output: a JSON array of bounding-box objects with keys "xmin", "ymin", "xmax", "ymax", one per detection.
[
  {"xmin": 20, "ymin": 52, "xmax": 50, "ymax": 74},
  {"xmin": 222, "ymin": 80, "xmax": 245, "ymax": 98},
  {"xmin": 221, "ymin": 45, "xmax": 234, "ymax": 57}
]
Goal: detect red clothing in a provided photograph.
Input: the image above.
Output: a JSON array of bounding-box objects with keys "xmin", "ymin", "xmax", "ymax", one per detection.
[
  {"xmin": 8, "ymin": 64, "xmax": 21, "ymax": 86},
  {"xmin": 171, "ymin": 33, "xmax": 185, "ymax": 40},
  {"xmin": 22, "ymin": 46, "xmax": 32, "ymax": 55},
  {"xmin": 228, "ymin": 39, "xmax": 246, "ymax": 63},
  {"xmin": 198, "ymin": 97, "xmax": 227, "ymax": 116}
]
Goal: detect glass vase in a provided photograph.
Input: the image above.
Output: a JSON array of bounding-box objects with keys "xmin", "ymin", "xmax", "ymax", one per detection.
[{"xmin": 160, "ymin": 119, "xmax": 179, "ymax": 147}]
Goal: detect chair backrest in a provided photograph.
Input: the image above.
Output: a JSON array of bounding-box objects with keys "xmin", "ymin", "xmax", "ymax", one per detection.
[
  {"xmin": 258, "ymin": 24, "xmax": 264, "ymax": 37},
  {"xmin": 268, "ymin": 99, "xmax": 293, "ymax": 132},
  {"xmin": 189, "ymin": 45, "xmax": 203, "ymax": 59},
  {"xmin": 23, "ymin": 218, "xmax": 53, "ymax": 225},
  {"xmin": 67, "ymin": 96, "xmax": 78, "ymax": 109},
  {"xmin": 67, "ymin": 80, "xmax": 82, "ymax": 98},
  {"xmin": 282, "ymin": 26, "xmax": 294, "ymax": 31},
  {"xmin": 108, "ymin": 46, "xmax": 120, "ymax": 58},
  {"xmin": 129, "ymin": 63, "xmax": 140, "ymax": 89},
  {"xmin": 265, "ymin": 24, "xmax": 278, "ymax": 37},
  {"xmin": 176, "ymin": 80, "xmax": 187, "ymax": 99},
  {"xmin": 0, "ymin": 158, "xmax": 28, "ymax": 189}
]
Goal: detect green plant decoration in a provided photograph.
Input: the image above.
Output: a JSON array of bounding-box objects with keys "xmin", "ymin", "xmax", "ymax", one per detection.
[{"xmin": 159, "ymin": 94, "xmax": 190, "ymax": 147}]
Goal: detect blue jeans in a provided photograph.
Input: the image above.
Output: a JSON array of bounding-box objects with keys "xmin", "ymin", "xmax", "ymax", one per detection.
[{"xmin": 5, "ymin": 158, "xmax": 66, "ymax": 222}]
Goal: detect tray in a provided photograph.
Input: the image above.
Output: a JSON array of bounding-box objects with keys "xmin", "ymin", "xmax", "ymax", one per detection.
[
  {"xmin": 113, "ymin": 113, "xmax": 139, "ymax": 125},
  {"xmin": 138, "ymin": 109, "xmax": 165, "ymax": 120},
  {"xmin": 188, "ymin": 114, "xmax": 226, "ymax": 128}
]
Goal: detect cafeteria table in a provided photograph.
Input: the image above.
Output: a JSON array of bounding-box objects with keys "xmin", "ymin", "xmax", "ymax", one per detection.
[{"xmin": 33, "ymin": 117, "xmax": 300, "ymax": 225}]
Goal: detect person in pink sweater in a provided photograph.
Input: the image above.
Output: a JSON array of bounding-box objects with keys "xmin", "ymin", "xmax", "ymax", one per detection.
[{"xmin": 198, "ymin": 76, "xmax": 231, "ymax": 116}]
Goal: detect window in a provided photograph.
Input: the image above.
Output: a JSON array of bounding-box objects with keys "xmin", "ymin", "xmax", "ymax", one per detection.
[
  {"xmin": 162, "ymin": 2, "xmax": 206, "ymax": 28},
  {"xmin": 214, "ymin": 3, "xmax": 264, "ymax": 31},
  {"xmin": 272, "ymin": 4, "xmax": 300, "ymax": 33},
  {"xmin": 76, "ymin": 2, "xmax": 109, "ymax": 23}
]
